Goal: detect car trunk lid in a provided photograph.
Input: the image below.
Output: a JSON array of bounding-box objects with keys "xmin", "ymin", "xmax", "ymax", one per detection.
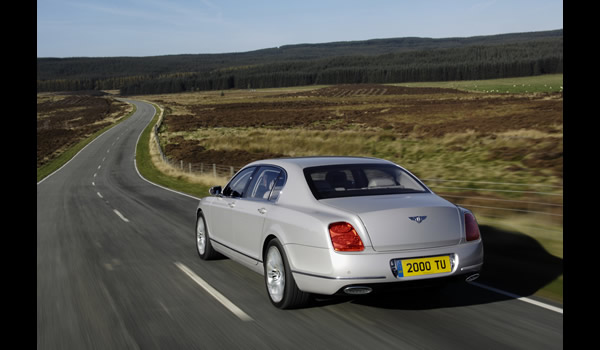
[{"xmin": 322, "ymin": 193, "xmax": 463, "ymax": 251}]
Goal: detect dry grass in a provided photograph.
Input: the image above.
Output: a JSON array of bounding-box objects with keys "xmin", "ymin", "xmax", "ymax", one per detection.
[{"xmin": 169, "ymin": 126, "xmax": 562, "ymax": 191}]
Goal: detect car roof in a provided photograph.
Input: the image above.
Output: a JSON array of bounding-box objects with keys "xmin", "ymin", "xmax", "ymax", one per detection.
[{"xmin": 246, "ymin": 156, "xmax": 393, "ymax": 169}]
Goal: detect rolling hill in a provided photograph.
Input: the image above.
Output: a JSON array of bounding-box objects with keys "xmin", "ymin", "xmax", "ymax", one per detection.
[{"xmin": 37, "ymin": 29, "xmax": 562, "ymax": 94}]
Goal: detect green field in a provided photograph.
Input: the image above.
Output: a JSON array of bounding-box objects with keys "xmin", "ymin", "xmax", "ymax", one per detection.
[{"xmin": 396, "ymin": 74, "xmax": 563, "ymax": 93}]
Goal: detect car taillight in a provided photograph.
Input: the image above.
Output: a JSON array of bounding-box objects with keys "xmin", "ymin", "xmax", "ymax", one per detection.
[
  {"xmin": 329, "ymin": 222, "xmax": 365, "ymax": 252},
  {"xmin": 464, "ymin": 213, "xmax": 481, "ymax": 241}
]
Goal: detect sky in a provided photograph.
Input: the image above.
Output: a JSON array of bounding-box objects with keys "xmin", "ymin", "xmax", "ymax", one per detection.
[{"xmin": 37, "ymin": 0, "xmax": 563, "ymax": 58}]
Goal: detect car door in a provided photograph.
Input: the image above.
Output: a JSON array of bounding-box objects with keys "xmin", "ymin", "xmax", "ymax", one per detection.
[
  {"xmin": 209, "ymin": 166, "xmax": 256, "ymax": 248},
  {"xmin": 229, "ymin": 166, "xmax": 285, "ymax": 262}
]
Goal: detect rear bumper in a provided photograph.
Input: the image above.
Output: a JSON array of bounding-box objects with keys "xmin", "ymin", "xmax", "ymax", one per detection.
[
  {"xmin": 287, "ymin": 240, "xmax": 483, "ymax": 295},
  {"xmin": 333, "ymin": 273, "xmax": 477, "ymax": 296}
]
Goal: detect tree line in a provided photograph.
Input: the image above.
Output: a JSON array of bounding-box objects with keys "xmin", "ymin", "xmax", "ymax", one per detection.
[
  {"xmin": 36, "ymin": 31, "xmax": 562, "ymax": 94},
  {"xmin": 118, "ymin": 39, "xmax": 562, "ymax": 95}
]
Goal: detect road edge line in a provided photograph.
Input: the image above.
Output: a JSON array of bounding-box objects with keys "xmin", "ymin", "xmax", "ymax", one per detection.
[
  {"xmin": 131, "ymin": 101, "xmax": 201, "ymax": 201},
  {"xmin": 470, "ymin": 281, "xmax": 563, "ymax": 314}
]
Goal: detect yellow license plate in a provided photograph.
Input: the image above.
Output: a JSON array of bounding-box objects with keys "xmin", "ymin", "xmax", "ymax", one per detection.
[{"xmin": 396, "ymin": 256, "xmax": 451, "ymax": 277}]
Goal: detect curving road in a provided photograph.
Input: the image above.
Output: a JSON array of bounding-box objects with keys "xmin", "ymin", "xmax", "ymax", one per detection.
[{"xmin": 37, "ymin": 100, "xmax": 563, "ymax": 349}]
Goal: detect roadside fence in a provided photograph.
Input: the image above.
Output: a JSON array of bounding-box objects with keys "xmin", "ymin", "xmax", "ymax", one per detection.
[
  {"xmin": 153, "ymin": 114, "xmax": 243, "ymax": 179},
  {"xmin": 423, "ymin": 178, "xmax": 563, "ymax": 225}
]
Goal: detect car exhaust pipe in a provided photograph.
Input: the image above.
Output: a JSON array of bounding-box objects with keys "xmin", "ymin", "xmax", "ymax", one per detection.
[
  {"xmin": 343, "ymin": 286, "xmax": 373, "ymax": 295},
  {"xmin": 465, "ymin": 273, "xmax": 480, "ymax": 282}
]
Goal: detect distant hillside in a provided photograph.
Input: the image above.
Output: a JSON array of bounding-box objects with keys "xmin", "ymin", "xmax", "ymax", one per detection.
[{"xmin": 37, "ymin": 29, "xmax": 562, "ymax": 94}]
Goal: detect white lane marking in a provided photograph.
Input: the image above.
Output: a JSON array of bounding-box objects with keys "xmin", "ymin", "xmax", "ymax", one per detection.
[
  {"xmin": 113, "ymin": 209, "xmax": 130, "ymax": 223},
  {"xmin": 97, "ymin": 192, "xmax": 103, "ymax": 199},
  {"xmin": 107, "ymin": 149, "xmax": 110, "ymax": 153},
  {"xmin": 158, "ymin": 301, "xmax": 174, "ymax": 319},
  {"xmin": 92, "ymin": 182, "xmax": 95, "ymax": 186},
  {"xmin": 98, "ymin": 165, "xmax": 102, "ymax": 170},
  {"xmin": 470, "ymin": 281, "xmax": 563, "ymax": 314},
  {"xmin": 94, "ymin": 173, "xmax": 97, "ymax": 178},
  {"xmin": 175, "ymin": 262, "xmax": 253, "ymax": 322}
]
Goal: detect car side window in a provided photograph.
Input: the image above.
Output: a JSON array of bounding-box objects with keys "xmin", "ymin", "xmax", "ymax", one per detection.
[
  {"xmin": 223, "ymin": 167, "xmax": 256, "ymax": 198},
  {"xmin": 268, "ymin": 172, "xmax": 286, "ymax": 202},
  {"xmin": 246, "ymin": 166, "xmax": 282, "ymax": 200}
]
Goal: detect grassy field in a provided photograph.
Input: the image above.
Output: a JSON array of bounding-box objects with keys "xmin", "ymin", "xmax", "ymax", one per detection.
[{"xmin": 396, "ymin": 74, "xmax": 563, "ymax": 93}]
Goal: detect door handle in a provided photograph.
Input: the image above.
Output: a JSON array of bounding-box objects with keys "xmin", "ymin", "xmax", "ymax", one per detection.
[{"xmin": 258, "ymin": 208, "xmax": 267, "ymax": 214}]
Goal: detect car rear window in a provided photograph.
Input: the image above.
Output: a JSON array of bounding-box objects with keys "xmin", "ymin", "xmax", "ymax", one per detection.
[{"xmin": 303, "ymin": 163, "xmax": 429, "ymax": 199}]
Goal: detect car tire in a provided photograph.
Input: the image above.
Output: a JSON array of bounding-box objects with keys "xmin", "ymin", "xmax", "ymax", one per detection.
[
  {"xmin": 264, "ymin": 238, "xmax": 311, "ymax": 309},
  {"xmin": 196, "ymin": 212, "xmax": 220, "ymax": 260}
]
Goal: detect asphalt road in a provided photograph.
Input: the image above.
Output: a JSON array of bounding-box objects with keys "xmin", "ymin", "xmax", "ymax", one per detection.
[{"xmin": 37, "ymin": 100, "xmax": 563, "ymax": 349}]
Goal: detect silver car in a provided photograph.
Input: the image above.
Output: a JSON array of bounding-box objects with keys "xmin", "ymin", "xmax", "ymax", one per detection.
[{"xmin": 195, "ymin": 157, "xmax": 483, "ymax": 309}]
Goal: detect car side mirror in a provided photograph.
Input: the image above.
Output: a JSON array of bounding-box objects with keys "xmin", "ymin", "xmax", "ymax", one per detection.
[{"xmin": 209, "ymin": 186, "xmax": 222, "ymax": 196}]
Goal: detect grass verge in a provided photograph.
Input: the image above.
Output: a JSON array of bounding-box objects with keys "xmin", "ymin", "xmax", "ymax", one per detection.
[
  {"xmin": 477, "ymin": 217, "xmax": 562, "ymax": 304},
  {"xmin": 135, "ymin": 102, "xmax": 218, "ymax": 198}
]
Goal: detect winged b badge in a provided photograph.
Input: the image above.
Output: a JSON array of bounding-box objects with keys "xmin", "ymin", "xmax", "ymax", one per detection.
[{"xmin": 409, "ymin": 216, "xmax": 427, "ymax": 224}]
